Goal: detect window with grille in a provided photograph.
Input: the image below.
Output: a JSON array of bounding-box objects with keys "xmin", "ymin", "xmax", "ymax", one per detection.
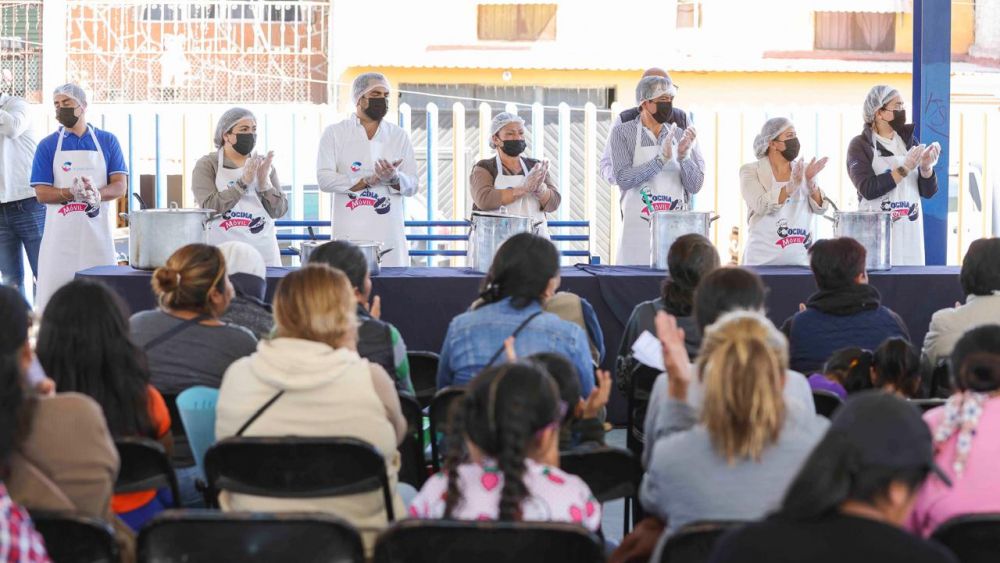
[
  {"xmin": 814, "ymin": 11, "xmax": 896, "ymax": 51},
  {"xmin": 477, "ymin": 4, "xmax": 557, "ymax": 41},
  {"xmin": 676, "ymin": 0, "xmax": 702, "ymax": 29}
]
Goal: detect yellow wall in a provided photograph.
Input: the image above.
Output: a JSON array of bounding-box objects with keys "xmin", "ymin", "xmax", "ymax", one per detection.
[{"xmin": 895, "ymin": 0, "xmax": 975, "ymax": 54}]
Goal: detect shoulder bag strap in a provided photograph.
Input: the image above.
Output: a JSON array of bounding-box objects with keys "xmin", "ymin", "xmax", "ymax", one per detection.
[
  {"xmin": 143, "ymin": 315, "xmax": 209, "ymax": 352},
  {"xmin": 235, "ymin": 390, "xmax": 285, "ymax": 437},
  {"xmin": 485, "ymin": 310, "xmax": 544, "ymax": 368}
]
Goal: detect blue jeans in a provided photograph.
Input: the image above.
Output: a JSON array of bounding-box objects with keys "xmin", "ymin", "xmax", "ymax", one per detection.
[{"xmin": 0, "ymin": 197, "xmax": 45, "ymax": 295}]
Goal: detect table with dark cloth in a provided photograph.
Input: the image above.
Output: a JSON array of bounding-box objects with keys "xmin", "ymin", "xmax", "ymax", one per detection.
[{"xmin": 77, "ymin": 265, "xmax": 964, "ymax": 424}]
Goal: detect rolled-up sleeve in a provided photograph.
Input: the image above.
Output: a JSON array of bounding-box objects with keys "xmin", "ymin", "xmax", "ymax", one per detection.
[{"xmin": 316, "ymin": 126, "xmax": 356, "ymax": 194}]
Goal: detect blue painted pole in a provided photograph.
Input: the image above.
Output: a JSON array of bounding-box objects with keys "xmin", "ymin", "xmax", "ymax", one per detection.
[{"xmin": 913, "ymin": 0, "xmax": 951, "ymax": 265}]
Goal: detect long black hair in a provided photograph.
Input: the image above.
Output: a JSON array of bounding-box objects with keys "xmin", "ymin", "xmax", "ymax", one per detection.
[
  {"xmin": 36, "ymin": 280, "xmax": 155, "ymax": 438},
  {"xmin": 951, "ymin": 324, "xmax": 1000, "ymax": 392},
  {"xmin": 661, "ymin": 234, "xmax": 720, "ymax": 317},
  {"xmin": 479, "ymin": 233, "xmax": 560, "ymax": 310},
  {"xmin": 871, "ymin": 338, "xmax": 921, "ymax": 398},
  {"xmin": 442, "ymin": 363, "xmax": 561, "ymax": 521},
  {"xmin": 0, "ymin": 286, "xmax": 30, "ymax": 467},
  {"xmin": 693, "ymin": 267, "xmax": 767, "ymax": 333},
  {"xmin": 824, "ymin": 347, "xmax": 874, "ymax": 394}
]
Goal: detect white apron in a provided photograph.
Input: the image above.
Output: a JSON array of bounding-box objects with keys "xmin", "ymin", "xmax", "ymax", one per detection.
[
  {"xmin": 485, "ymin": 154, "xmax": 550, "ymax": 238},
  {"xmin": 858, "ymin": 134, "xmax": 924, "ymax": 265},
  {"xmin": 205, "ymin": 150, "xmax": 281, "ymax": 266},
  {"xmin": 331, "ymin": 136, "xmax": 409, "ymax": 267},
  {"xmin": 742, "ymin": 180, "xmax": 816, "ymax": 267},
  {"xmin": 615, "ymin": 122, "xmax": 687, "ymax": 265},
  {"xmin": 35, "ymin": 127, "xmax": 116, "ymax": 310}
]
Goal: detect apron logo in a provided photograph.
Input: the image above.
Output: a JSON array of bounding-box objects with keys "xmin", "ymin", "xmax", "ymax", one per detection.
[
  {"xmin": 638, "ymin": 187, "xmax": 681, "ymax": 216},
  {"xmin": 61, "ymin": 161, "xmax": 72, "ymax": 172},
  {"xmin": 58, "ymin": 201, "xmax": 101, "ymax": 218},
  {"xmin": 880, "ymin": 198, "xmax": 920, "ymax": 222},
  {"xmin": 350, "ymin": 161, "xmax": 363, "ymax": 173},
  {"xmin": 346, "ymin": 189, "xmax": 392, "ymax": 215},
  {"xmin": 218, "ymin": 210, "xmax": 267, "ymax": 233},
  {"xmin": 774, "ymin": 219, "xmax": 812, "ymax": 249}
]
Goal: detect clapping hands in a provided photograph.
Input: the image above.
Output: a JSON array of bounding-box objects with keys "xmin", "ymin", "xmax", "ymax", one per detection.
[
  {"xmin": 524, "ymin": 160, "xmax": 549, "ymax": 195},
  {"xmin": 677, "ymin": 126, "xmax": 697, "ymax": 159}
]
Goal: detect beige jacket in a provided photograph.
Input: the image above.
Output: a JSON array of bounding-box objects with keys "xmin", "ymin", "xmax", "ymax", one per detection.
[
  {"xmin": 739, "ymin": 157, "xmax": 828, "ymax": 224},
  {"xmin": 922, "ymin": 293, "xmax": 1000, "ymax": 366},
  {"xmin": 215, "ymin": 338, "xmax": 406, "ymax": 552}
]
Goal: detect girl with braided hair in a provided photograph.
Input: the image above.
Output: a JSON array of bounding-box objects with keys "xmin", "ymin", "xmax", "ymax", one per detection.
[{"xmin": 410, "ymin": 363, "xmax": 600, "ymax": 531}]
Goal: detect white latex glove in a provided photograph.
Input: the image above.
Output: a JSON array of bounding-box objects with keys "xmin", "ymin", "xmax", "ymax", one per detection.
[
  {"xmin": 524, "ymin": 161, "xmax": 547, "ymax": 193},
  {"xmin": 241, "ymin": 155, "xmax": 261, "ymax": 185},
  {"xmin": 69, "ymin": 177, "xmax": 89, "ymax": 202},
  {"xmin": 256, "ymin": 151, "xmax": 275, "ymax": 192},
  {"xmin": 790, "ymin": 158, "xmax": 805, "ymax": 189},
  {"xmin": 920, "ymin": 142, "xmax": 940, "ymax": 171},
  {"xmin": 677, "ymin": 126, "xmax": 696, "ymax": 160},
  {"xmin": 805, "ymin": 157, "xmax": 828, "ymax": 193},
  {"xmin": 903, "ymin": 144, "xmax": 925, "ymax": 171},
  {"xmin": 660, "ymin": 123, "xmax": 677, "ymax": 161},
  {"xmin": 83, "ymin": 177, "xmax": 101, "ymax": 205},
  {"xmin": 375, "ymin": 159, "xmax": 401, "ymax": 183}
]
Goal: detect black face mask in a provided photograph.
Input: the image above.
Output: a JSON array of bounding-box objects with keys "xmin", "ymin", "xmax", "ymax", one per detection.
[
  {"xmin": 651, "ymin": 101, "xmax": 673, "ymax": 124},
  {"xmin": 778, "ymin": 137, "xmax": 800, "ymax": 161},
  {"xmin": 888, "ymin": 109, "xmax": 907, "ymax": 133},
  {"xmin": 500, "ymin": 139, "xmax": 527, "ymax": 157},
  {"xmin": 231, "ymin": 133, "xmax": 256, "ymax": 156},
  {"xmin": 364, "ymin": 97, "xmax": 388, "ymax": 121},
  {"xmin": 56, "ymin": 106, "xmax": 79, "ymax": 129}
]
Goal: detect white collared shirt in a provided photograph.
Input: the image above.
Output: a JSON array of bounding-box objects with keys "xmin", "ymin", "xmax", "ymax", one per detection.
[
  {"xmin": 316, "ymin": 113, "xmax": 419, "ymax": 196},
  {"xmin": 0, "ymin": 94, "xmax": 38, "ymax": 203}
]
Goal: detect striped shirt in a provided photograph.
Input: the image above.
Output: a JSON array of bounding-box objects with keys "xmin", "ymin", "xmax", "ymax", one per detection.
[{"xmin": 608, "ymin": 117, "xmax": 705, "ymax": 201}]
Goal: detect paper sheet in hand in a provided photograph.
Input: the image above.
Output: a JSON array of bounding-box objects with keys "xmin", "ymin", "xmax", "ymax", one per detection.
[{"xmin": 631, "ymin": 330, "xmax": 665, "ymax": 371}]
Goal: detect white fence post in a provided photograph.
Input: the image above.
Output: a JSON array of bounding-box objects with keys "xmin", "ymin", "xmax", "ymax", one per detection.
[
  {"xmin": 452, "ymin": 102, "xmax": 467, "ymax": 267},
  {"xmin": 426, "ymin": 102, "xmax": 438, "ymax": 224},
  {"xmin": 558, "ymin": 102, "xmax": 571, "ymax": 221},
  {"xmin": 531, "ymin": 102, "xmax": 545, "ymax": 160},
  {"xmin": 478, "ymin": 103, "xmax": 492, "ymax": 163},
  {"xmin": 584, "ymin": 102, "xmax": 598, "ymax": 260}
]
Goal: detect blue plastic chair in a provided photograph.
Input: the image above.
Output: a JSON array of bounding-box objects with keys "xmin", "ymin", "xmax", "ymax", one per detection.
[{"xmin": 176, "ymin": 387, "xmax": 219, "ymax": 475}]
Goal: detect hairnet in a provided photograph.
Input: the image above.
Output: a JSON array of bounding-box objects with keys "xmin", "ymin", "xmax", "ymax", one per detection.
[
  {"xmin": 634, "ymin": 75, "xmax": 677, "ymax": 105},
  {"xmin": 53, "ymin": 83, "xmax": 87, "ymax": 107},
  {"xmin": 352, "ymin": 73, "xmax": 391, "ymax": 105},
  {"xmin": 863, "ymin": 85, "xmax": 900, "ymax": 125},
  {"xmin": 488, "ymin": 112, "xmax": 526, "ymax": 149},
  {"xmin": 753, "ymin": 117, "xmax": 794, "ymax": 159},
  {"xmin": 214, "ymin": 107, "xmax": 256, "ymax": 148}
]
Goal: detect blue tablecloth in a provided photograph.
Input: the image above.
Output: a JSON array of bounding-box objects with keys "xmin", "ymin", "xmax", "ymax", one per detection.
[{"xmin": 78, "ymin": 264, "xmax": 964, "ymax": 423}]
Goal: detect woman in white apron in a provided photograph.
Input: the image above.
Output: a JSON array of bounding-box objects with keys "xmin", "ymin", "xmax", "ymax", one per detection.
[
  {"xmin": 468, "ymin": 112, "xmax": 561, "ymax": 240},
  {"xmin": 611, "ymin": 75, "xmax": 703, "ymax": 266},
  {"xmin": 32, "ymin": 84, "xmax": 127, "ymax": 310},
  {"xmin": 741, "ymin": 117, "xmax": 829, "ymax": 266},
  {"xmin": 847, "ymin": 86, "xmax": 940, "ymax": 266},
  {"xmin": 316, "ymin": 73, "xmax": 420, "ymax": 268},
  {"xmin": 192, "ymin": 108, "xmax": 286, "ymax": 266}
]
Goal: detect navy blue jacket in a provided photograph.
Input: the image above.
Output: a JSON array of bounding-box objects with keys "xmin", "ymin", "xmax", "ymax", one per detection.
[{"xmin": 781, "ymin": 284, "xmax": 910, "ymax": 375}]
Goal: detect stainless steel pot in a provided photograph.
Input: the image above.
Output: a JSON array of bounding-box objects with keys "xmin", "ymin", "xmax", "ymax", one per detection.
[
  {"xmin": 650, "ymin": 211, "xmax": 719, "ymax": 269},
  {"xmin": 120, "ymin": 202, "xmax": 215, "ymax": 270},
  {"xmin": 831, "ymin": 210, "xmax": 892, "ymax": 271},
  {"xmin": 469, "ymin": 210, "xmax": 538, "ymax": 273},
  {"xmin": 299, "ymin": 239, "xmax": 393, "ymax": 276}
]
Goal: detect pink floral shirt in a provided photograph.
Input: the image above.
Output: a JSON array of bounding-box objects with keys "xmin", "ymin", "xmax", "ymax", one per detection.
[{"xmin": 409, "ymin": 459, "xmax": 602, "ymax": 532}]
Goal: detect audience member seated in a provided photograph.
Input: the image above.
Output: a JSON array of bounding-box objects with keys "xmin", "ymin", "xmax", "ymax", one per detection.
[
  {"xmin": 131, "ymin": 243, "xmax": 257, "ymax": 395},
  {"xmin": 526, "ymin": 352, "xmax": 611, "ymax": 451},
  {"xmin": 642, "ymin": 267, "xmax": 818, "ymax": 468},
  {"xmin": 307, "ymin": 240, "xmax": 414, "ymax": 396},
  {"xmin": 0, "ymin": 287, "xmax": 118, "ymax": 523},
  {"xmin": 37, "ymin": 281, "xmax": 172, "ymax": 531},
  {"xmin": 410, "ymin": 363, "xmax": 601, "ymax": 532},
  {"xmin": 781, "ymin": 237, "xmax": 909, "ymax": 375},
  {"xmin": 618, "ymin": 233, "xmax": 720, "ymax": 385},
  {"xmin": 641, "ymin": 310, "xmax": 827, "ymax": 559},
  {"xmin": 217, "ymin": 241, "xmax": 274, "ymax": 339},
  {"xmin": 807, "ymin": 347, "xmax": 873, "ymax": 400},
  {"xmin": 0, "ymin": 308, "xmax": 50, "ymax": 562},
  {"xmin": 543, "ymin": 292, "xmax": 606, "ymax": 366},
  {"xmin": 908, "ymin": 325, "xmax": 1000, "ymax": 537},
  {"xmin": 437, "ymin": 233, "xmax": 594, "ymax": 396},
  {"xmin": 215, "ymin": 264, "xmax": 407, "ymax": 550},
  {"xmin": 710, "ymin": 392, "xmax": 958, "ymax": 563},
  {"xmin": 871, "ymin": 338, "xmax": 921, "ymax": 398},
  {"xmin": 922, "ymin": 237, "xmax": 1000, "ymax": 367}
]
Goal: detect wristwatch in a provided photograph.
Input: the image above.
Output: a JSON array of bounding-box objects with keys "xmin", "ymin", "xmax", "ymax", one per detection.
[{"xmin": 895, "ymin": 166, "xmax": 910, "ymax": 178}]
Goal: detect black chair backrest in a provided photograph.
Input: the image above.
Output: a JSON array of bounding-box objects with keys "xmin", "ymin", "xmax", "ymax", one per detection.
[
  {"xmin": 161, "ymin": 393, "xmax": 184, "ymax": 438},
  {"xmin": 137, "ymin": 510, "xmax": 364, "ymax": 563},
  {"xmin": 931, "ymin": 513, "xmax": 1000, "ymax": 563},
  {"xmin": 407, "ymin": 351, "xmax": 440, "ymax": 409},
  {"xmin": 626, "ymin": 363, "xmax": 661, "ymax": 456},
  {"xmin": 660, "ymin": 521, "xmax": 746, "ymax": 563},
  {"xmin": 373, "ymin": 519, "xmax": 605, "ymax": 563},
  {"xmin": 911, "ymin": 398, "xmax": 948, "ymax": 413},
  {"xmin": 114, "ymin": 437, "xmax": 181, "ymax": 507},
  {"xmin": 31, "ymin": 511, "xmax": 118, "ymax": 563},
  {"xmin": 811, "ymin": 389, "xmax": 844, "ymax": 418},
  {"xmin": 429, "ymin": 387, "xmax": 467, "ymax": 470},
  {"xmin": 397, "ymin": 394, "xmax": 427, "ymax": 488},
  {"xmin": 929, "ymin": 357, "xmax": 954, "ymax": 398},
  {"xmin": 204, "ymin": 436, "xmax": 395, "ymax": 520},
  {"xmin": 559, "ymin": 446, "xmax": 641, "ymax": 503}
]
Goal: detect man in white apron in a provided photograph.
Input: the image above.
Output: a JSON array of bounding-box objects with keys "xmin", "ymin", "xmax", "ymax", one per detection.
[
  {"xmin": 316, "ymin": 73, "xmax": 420, "ymax": 268},
  {"xmin": 741, "ymin": 117, "xmax": 829, "ymax": 266},
  {"xmin": 847, "ymin": 85, "xmax": 940, "ymax": 266},
  {"xmin": 195, "ymin": 107, "xmax": 286, "ymax": 266},
  {"xmin": 30, "ymin": 84, "xmax": 128, "ymax": 310},
  {"xmin": 607, "ymin": 75, "xmax": 706, "ymax": 265}
]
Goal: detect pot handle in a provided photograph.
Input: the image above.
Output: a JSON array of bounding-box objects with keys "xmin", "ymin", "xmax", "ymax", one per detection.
[
  {"xmin": 709, "ymin": 214, "xmax": 721, "ymax": 223},
  {"xmin": 820, "ymin": 196, "xmax": 839, "ymax": 224},
  {"xmin": 119, "ymin": 212, "xmax": 129, "ymax": 224},
  {"xmin": 377, "ymin": 247, "xmax": 394, "ymax": 260},
  {"xmin": 131, "ymin": 192, "xmax": 148, "ymax": 210}
]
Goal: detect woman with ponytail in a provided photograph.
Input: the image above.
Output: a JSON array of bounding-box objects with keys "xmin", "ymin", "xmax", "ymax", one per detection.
[
  {"xmin": 640, "ymin": 310, "xmax": 826, "ymax": 557},
  {"xmin": 411, "ymin": 363, "xmax": 600, "ymax": 531},
  {"xmin": 710, "ymin": 392, "xmax": 956, "ymax": 563},
  {"xmin": 907, "ymin": 325, "xmax": 1000, "ymax": 538},
  {"xmin": 437, "ymin": 233, "xmax": 594, "ymax": 398}
]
